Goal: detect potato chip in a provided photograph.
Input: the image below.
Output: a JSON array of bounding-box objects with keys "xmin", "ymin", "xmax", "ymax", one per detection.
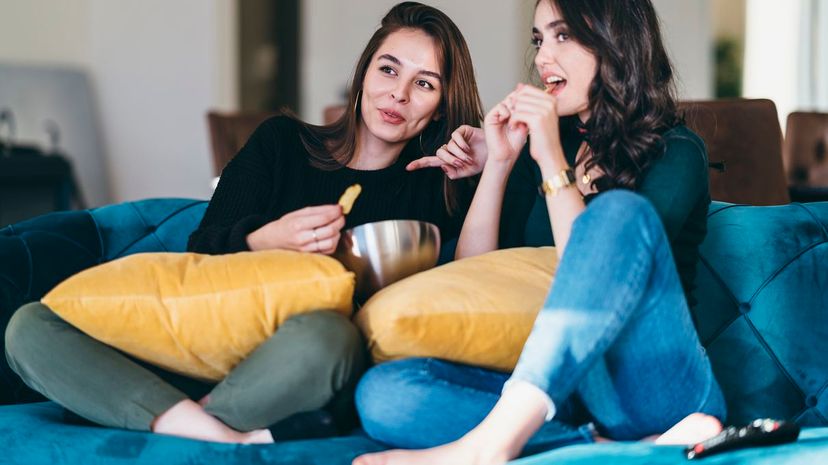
[{"xmin": 338, "ymin": 184, "xmax": 362, "ymax": 214}]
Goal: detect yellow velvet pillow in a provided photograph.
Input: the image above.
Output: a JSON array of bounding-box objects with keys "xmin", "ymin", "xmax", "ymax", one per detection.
[
  {"xmin": 43, "ymin": 251, "xmax": 355, "ymax": 381},
  {"xmin": 355, "ymin": 247, "xmax": 558, "ymax": 372}
]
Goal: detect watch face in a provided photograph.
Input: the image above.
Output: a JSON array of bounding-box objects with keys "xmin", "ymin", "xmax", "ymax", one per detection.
[{"xmin": 540, "ymin": 169, "xmax": 576, "ymax": 196}]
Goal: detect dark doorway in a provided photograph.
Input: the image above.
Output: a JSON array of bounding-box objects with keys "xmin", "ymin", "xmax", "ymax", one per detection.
[{"xmin": 239, "ymin": 0, "xmax": 301, "ymax": 113}]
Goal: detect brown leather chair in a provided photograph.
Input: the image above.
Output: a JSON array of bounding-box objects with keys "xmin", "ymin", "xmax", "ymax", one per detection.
[
  {"xmin": 207, "ymin": 107, "xmax": 347, "ymax": 175},
  {"xmin": 784, "ymin": 112, "xmax": 828, "ymax": 202},
  {"xmin": 206, "ymin": 111, "xmax": 279, "ymax": 175},
  {"xmin": 679, "ymin": 99, "xmax": 790, "ymax": 205},
  {"xmin": 324, "ymin": 105, "xmax": 347, "ymax": 125}
]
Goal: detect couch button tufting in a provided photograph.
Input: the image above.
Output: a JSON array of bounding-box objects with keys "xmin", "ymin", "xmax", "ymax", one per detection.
[
  {"xmin": 806, "ymin": 396, "xmax": 818, "ymax": 408},
  {"xmin": 738, "ymin": 302, "xmax": 751, "ymax": 313},
  {"xmin": 146, "ymin": 226, "xmax": 157, "ymax": 234}
]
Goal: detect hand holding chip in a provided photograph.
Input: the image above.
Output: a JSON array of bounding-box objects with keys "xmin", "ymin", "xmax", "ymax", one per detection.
[{"xmin": 246, "ymin": 185, "xmax": 361, "ymax": 254}]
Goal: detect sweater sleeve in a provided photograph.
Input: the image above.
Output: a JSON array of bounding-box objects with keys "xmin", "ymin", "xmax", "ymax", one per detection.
[
  {"xmin": 637, "ymin": 131, "xmax": 709, "ymax": 240},
  {"xmin": 187, "ymin": 118, "xmax": 284, "ymax": 254}
]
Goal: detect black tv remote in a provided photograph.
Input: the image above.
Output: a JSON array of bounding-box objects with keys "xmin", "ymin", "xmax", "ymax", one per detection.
[{"xmin": 685, "ymin": 419, "xmax": 800, "ymax": 460}]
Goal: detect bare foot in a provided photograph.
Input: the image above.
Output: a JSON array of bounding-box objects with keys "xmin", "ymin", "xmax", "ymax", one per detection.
[
  {"xmin": 353, "ymin": 439, "xmax": 508, "ymax": 465},
  {"xmin": 152, "ymin": 399, "xmax": 274, "ymax": 444},
  {"xmin": 655, "ymin": 413, "xmax": 722, "ymax": 445}
]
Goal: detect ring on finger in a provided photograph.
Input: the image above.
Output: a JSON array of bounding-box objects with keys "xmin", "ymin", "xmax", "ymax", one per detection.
[{"xmin": 312, "ymin": 228, "xmax": 319, "ymax": 241}]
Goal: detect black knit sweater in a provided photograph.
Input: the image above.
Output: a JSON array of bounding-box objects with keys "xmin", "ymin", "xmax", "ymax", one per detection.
[{"xmin": 188, "ymin": 116, "xmax": 464, "ymax": 254}]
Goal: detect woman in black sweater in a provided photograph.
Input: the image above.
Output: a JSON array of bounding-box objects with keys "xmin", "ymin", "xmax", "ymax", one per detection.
[{"xmin": 5, "ymin": 2, "xmax": 482, "ymax": 444}]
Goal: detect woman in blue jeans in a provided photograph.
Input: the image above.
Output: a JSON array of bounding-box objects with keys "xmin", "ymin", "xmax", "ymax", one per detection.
[{"xmin": 354, "ymin": 0, "xmax": 726, "ymax": 464}]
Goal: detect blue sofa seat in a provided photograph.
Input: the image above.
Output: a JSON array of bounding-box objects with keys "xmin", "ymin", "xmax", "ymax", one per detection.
[{"xmin": 0, "ymin": 198, "xmax": 827, "ymax": 464}]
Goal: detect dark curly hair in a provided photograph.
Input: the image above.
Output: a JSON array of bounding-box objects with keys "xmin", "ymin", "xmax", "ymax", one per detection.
[{"xmin": 539, "ymin": 0, "xmax": 681, "ymax": 191}]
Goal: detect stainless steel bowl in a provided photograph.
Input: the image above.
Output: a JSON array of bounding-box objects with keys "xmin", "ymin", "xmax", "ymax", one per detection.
[{"xmin": 335, "ymin": 220, "xmax": 441, "ymax": 303}]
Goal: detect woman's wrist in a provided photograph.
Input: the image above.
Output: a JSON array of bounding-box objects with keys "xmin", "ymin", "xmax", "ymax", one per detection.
[
  {"xmin": 535, "ymin": 143, "xmax": 568, "ymax": 176},
  {"xmin": 483, "ymin": 157, "xmax": 516, "ymax": 179},
  {"xmin": 538, "ymin": 156, "xmax": 570, "ymax": 180}
]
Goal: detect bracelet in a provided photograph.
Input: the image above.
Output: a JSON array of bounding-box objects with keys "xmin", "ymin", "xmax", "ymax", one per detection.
[{"xmin": 539, "ymin": 168, "xmax": 576, "ymax": 197}]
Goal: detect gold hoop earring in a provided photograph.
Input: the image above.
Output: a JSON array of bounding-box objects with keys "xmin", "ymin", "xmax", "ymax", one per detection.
[{"xmin": 353, "ymin": 90, "xmax": 361, "ymax": 118}]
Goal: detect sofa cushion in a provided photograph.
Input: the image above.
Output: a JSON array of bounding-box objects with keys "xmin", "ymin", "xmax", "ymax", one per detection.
[
  {"xmin": 356, "ymin": 247, "xmax": 558, "ymax": 372},
  {"xmin": 44, "ymin": 250, "xmax": 355, "ymax": 381},
  {"xmin": 694, "ymin": 202, "xmax": 828, "ymax": 426}
]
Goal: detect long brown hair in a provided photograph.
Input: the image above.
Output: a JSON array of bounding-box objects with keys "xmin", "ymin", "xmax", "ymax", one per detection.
[
  {"xmin": 297, "ymin": 1, "xmax": 483, "ymax": 213},
  {"xmin": 538, "ymin": 0, "xmax": 680, "ymax": 191}
]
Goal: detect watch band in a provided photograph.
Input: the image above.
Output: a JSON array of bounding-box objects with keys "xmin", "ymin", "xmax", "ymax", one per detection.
[{"xmin": 539, "ymin": 168, "xmax": 577, "ymax": 197}]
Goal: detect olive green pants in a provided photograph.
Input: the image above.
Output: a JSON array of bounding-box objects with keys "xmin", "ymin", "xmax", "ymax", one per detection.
[{"xmin": 5, "ymin": 302, "xmax": 366, "ymax": 432}]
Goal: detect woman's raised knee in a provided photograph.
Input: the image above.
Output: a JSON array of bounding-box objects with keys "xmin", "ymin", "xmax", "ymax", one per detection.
[
  {"xmin": 5, "ymin": 302, "xmax": 61, "ymax": 371},
  {"xmin": 287, "ymin": 311, "xmax": 364, "ymax": 361}
]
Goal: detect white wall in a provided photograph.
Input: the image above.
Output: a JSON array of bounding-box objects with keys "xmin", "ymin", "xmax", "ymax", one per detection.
[
  {"xmin": 85, "ymin": 0, "xmax": 237, "ymax": 203},
  {"xmin": 653, "ymin": 0, "xmax": 714, "ymax": 99},
  {"xmin": 0, "ymin": 0, "xmax": 237, "ymax": 205},
  {"xmin": 743, "ymin": 0, "xmax": 802, "ymax": 126},
  {"xmin": 0, "ymin": 0, "xmax": 91, "ymax": 66}
]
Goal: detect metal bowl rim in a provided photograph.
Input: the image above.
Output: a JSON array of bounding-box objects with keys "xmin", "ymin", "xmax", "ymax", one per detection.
[{"xmin": 342, "ymin": 219, "xmax": 440, "ymax": 236}]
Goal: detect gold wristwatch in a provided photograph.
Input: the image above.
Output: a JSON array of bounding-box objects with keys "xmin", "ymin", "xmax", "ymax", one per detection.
[{"xmin": 539, "ymin": 168, "xmax": 577, "ymax": 197}]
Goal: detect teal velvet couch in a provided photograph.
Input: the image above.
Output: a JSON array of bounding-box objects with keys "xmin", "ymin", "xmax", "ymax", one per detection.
[{"xmin": 1, "ymin": 197, "xmax": 827, "ymax": 464}]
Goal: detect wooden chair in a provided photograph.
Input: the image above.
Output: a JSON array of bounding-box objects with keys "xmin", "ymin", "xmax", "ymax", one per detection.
[
  {"xmin": 206, "ymin": 106, "xmax": 347, "ymax": 176},
  {"xmin": 784, "ymin": 111, "xmax": 828, "ymax": 202},
  {"xmin": 206, "ymin": 111, "xmax": 278, "ymax": 175},
  {"xmin": 679, "ymin": 99, "xmax": 790, "ymax": 205}
]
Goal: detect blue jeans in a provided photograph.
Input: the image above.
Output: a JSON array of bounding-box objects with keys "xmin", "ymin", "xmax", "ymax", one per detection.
[{"xmin": 355, "ymin": 190, "xmax": 726, "ymax": 448}]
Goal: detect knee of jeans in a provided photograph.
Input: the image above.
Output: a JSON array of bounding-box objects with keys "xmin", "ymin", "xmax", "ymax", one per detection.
[
  {"xmin": 588, "ymin": 190, "xmax": 662, "ymax": 237},
  {"xmin": 5, "ymin": 302, "xmax": 54, "ymax": 371},
  {"xmin": 355, "ymin": 358, "xmax": 431, "ymax": 444}
]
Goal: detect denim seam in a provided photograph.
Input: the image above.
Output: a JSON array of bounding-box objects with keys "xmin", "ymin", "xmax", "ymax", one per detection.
[
  {"xmin": 422, "ymin": 360, "xmax": 503, "ymax": 399},
  {"xmin": 693, "ymin": 363, "xmax": 716, "ymax": 417}
]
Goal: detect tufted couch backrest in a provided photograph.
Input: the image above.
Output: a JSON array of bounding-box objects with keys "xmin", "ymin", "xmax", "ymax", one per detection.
[
  {"xmin": 693, "ymin": 202, "xmax": 828, "ymax": 426},
  {"xmin": 1, "ymin": 199, "xmax": 827, "ymax": 426},
  {"xmin": 0, "ymin": 199, "xmax": 206, "ymax": 404}
]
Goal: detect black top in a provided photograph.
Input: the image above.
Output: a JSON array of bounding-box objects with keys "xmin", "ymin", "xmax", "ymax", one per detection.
[
  {"xmin": 500, "ymin": 117, "xmax": 710, "ymax": 306},
  {"xmin": 188, "ymin": 116, "xmax": 464, "ymax": 254}
]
